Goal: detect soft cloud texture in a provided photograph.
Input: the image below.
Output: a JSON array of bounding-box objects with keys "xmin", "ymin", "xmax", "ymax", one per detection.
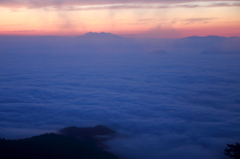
[
  {"xmin": 36, "ymin": 2, "xmax": 240, "ymax": 11},
  {"xmin": 0, "ymin": 0, "xmax": 239, "ymax": 8},
  {"xmin": 0, "ymin": 35, "xmax": 240, "ymax": 158}
]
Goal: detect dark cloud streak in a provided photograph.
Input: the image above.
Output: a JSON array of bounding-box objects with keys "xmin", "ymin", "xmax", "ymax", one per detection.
[{"xmin": 0, "ymin": 0, "xmax": 239, "ymax": 9}]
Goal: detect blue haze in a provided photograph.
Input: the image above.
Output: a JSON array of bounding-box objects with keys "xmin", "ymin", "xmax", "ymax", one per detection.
[{"xmin": 0, "ymin": 34, "xmax": 240, "ymax": 159}]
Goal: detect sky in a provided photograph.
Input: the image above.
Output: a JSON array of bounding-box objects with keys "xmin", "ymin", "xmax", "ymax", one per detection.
[{"xmin": 0, "ymin": 0, "xmax": 240, "ymax": 38}]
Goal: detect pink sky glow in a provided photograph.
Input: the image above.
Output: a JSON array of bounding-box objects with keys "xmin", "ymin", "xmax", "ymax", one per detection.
[{"xmin": 0, "ymin": 0, "xmax": 240, "ymax": 38}]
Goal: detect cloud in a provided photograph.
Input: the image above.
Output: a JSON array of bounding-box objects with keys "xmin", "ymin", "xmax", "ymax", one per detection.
[
  {"xmin": 138, "ymin": 24, "xmax": 180, "ymax": 38},
  {"xmin": 11, "ymin": 30, "xmax": 40, "ymax": 32},
  {"xmin": 184, "ymin": 18, "xmax": 215, "ymax": 21},
  {"xmin": 0, "ymin": 37, "xmax": 240, "ymax": 158},
  {"xmin": 209, "ymin": 2, "xmax": 240, "ymax": 7},
  {"xmin": 182, "ymin": 18, "xmax": 216, "ymax": 24},
  {"xmin": 52, "ymin": 2, "xmax": 240, "ymax": 11},
  {"xmin": 0, "ymin": 0, "xmax": 239, "ymax": 9}
]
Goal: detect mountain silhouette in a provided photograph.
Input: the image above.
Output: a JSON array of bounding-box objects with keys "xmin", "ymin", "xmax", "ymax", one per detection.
[
  {"xmin": 79, "ymin": 32, "xmax": 123, "ymax": 40},
  {"xmin": 59, "ymin": 125, "xmax": 117, "ymax": 148},
  {"xmin": 173, "ymin": 35, "xmax": 227, "ymax": 48},
  {"xmin": 0, "ymin": 34, "xmax": 239, "ymax": 53},
  {"xmin": 201, "ymin": 37, "xmax": 240, "ymax": 54},
  {"xmin": 0, "ymin": 126, "xmax": 119, "ymax": 159},
  {"xmin": 59, "ymin": 125, "xmax": 116, "ymax": 138}
]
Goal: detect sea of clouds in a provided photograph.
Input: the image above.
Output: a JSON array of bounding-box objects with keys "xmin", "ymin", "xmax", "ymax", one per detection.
[{"xmin": 0, "ymin": 49, "xmax": 240, "ymax": 159}]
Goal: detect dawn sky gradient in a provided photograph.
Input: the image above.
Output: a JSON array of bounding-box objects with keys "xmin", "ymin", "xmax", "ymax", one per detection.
[{"xmin": 0, "ymin": 0, "xmax": 240, "ymax": 38}]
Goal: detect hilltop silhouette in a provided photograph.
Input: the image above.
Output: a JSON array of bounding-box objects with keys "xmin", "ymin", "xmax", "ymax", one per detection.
[
  {"xmin": 0, "ymin": 125, "xmax": 119, "ymax": 159},
  {"xmin": 59, "ymin": 125, "xmax": 117, "ymax": 148}
]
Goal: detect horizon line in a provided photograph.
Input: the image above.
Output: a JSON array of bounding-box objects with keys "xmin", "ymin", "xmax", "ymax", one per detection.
[{"xmin": 0, "ymin": 32, "xmax": 239, "ymax": 39}]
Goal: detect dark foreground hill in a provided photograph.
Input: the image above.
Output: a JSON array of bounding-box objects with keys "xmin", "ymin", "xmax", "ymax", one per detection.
[
  {"xmin": 59, "ymin": 125, "xmax": 117, "ymax": 148},
  {"xmin": 60, "ymin": 125, "xmax": 116, "ymax": 138},
  {"xmin": 0, "ymin": 125, "xmax": 119, "ymax": 159}
]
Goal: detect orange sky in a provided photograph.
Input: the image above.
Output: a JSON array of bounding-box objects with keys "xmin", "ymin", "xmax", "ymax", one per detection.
[{"xmin": 0, "ymin": 0, "xmax": 240, "ymax": 38}]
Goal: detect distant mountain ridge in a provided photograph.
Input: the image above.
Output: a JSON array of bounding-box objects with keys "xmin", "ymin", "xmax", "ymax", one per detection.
[
  {"xmin": 182, "ymin": 35, "xmax": 227, "ymax": 40},
  {"xmin": 0, "ymin": 33, "xmax": 239, "ymax": 54},
  {"xmin": 173, "ymin": 35, "xmax": 227, "ymax": 48},
  {"xmin": 79, "ymin": 32, "xmax": 123, "ymax": 40},
  {"xmin": 201, "ymin": 37, "xmax": 240, "ymax": 54}
]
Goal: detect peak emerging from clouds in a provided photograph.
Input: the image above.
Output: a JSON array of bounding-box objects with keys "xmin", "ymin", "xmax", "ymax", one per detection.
[{"xmin": 80, "ymin": 32, "xmax": 123, "ymax": 40}]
